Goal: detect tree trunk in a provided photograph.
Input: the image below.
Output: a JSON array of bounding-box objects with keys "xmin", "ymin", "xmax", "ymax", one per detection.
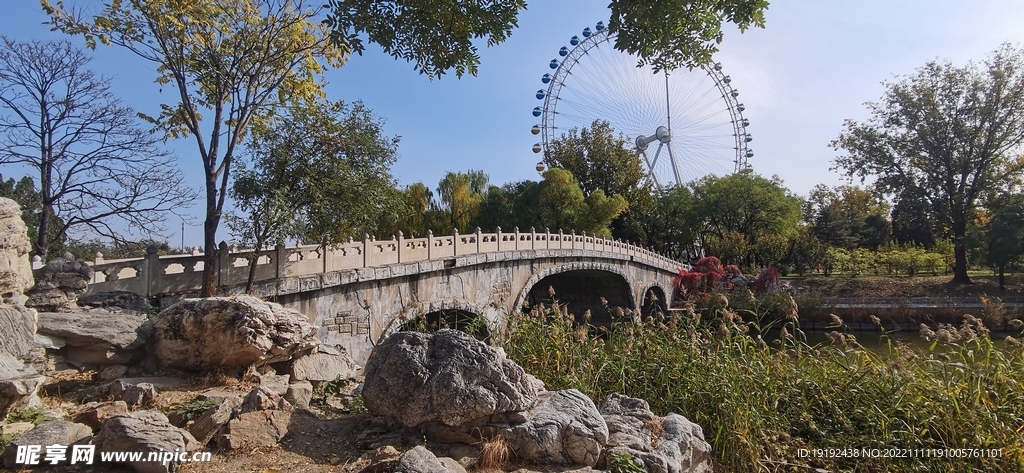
[
  {"xmin": 950, "ymin": 223, "xmax": 972, "ymax": 284},
  {"xmin": 999, "ymin": 263, "xmax": 1006, "ymax": 290},
  {"xmin": 200, "ymin": 182, "xmax": 220, "ymax": 297}
]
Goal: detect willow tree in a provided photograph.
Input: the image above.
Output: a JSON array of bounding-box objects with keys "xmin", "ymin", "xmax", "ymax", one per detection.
[
  {"xmin": 44, "ymin": 0, "xmax": 347, "ymax": 295},
  {"xmin": 832, "ymin": 44, "xmax": 1024, "ymax": 284}
]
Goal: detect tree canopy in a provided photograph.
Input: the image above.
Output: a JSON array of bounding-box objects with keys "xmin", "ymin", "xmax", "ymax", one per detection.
[
  {"xmin": 0, "ymin": 36, "xmax": 193, "ymax": 258},
  {"xmin": 44, "ymin": 0, "xmax": 347, "ymax": 295},
  {"xmin": 832, "ymin": 44, "xmax": 1024, "ymax": 283},
  {"xmin": 690, "ymin": 170, "xmax": 803, "ymax": 243},
  {"xmin": 227, "ymin": 99, "xmax": 402, "ymax": 291}
]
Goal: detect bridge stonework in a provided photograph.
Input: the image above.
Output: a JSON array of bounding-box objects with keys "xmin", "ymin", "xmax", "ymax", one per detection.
[
  {"xmin": 273, "ymin": 249, "xmax": 680, "ymax": 364},
  {"xmin": 80, "ymin": 230, "xmax": 685, "ymax": 365}
]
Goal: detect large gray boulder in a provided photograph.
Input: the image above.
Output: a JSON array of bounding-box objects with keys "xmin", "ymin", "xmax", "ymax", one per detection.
[
  {"xmin": 362, "ymin": 329, "xmax": 541, "ymax": 428},
  {"xmin": 600, "ymin": 393, "xmax": 712, "ymax": 473},
  {"xmin": 151, "ymin": 296, "xmax": 318, "ymax": 370},
  {"xmin": 0, "ymin": 197, "xmax": 33, "ymax": 304},
  {"xmin": 3, "ymin": 420, "xmax": 92, "ymax": 467},
  {"xmin": 25, "ymin": 257, "xmax": 93, "ymax": 311},
  {"xmin": 508, "ymin": 389, "xmax": 609, "ymax": 467},
  {"xmin": 36, "ymin": 310, "xmax": 152, "ymax": 367},
  {"xmin": 92, "ymin": 410, "xmax": 198, "ymax": 473}
]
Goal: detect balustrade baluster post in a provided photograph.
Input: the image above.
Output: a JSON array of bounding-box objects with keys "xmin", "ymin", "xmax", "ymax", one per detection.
[
  {"xmin": 475, "ymin": 227, "xmax": 481, "ymax": 254},
  {"xmin": 581, "ymin": 230, "xmax": 587, "ymax": 250},
  {"xmin": 144, "ymin": 245, "xmax": 159, "ymax": 298},
  {"xmin": 397, "ymin": 231, "xmax": 404, "ymax": 263},
  {"xmin": 453, "ymin": 228, "xmax": 459, "ymax": 256},
  {"xmin": 545, "ymin": 228, "xmax": 550, "ymax": 250},
  {"xmin": 427, "ymin": 230, "xmax": 433, "ymax": 260},
  {"xmin": 513, "ymin": 226, "xmax": 520, "ymax": 250},
  {"xmin": 276, "ymin": 244, "xmax": 285, "ymax": 279},
  {"xmin": 558, "ymin": 229, "xmax": 564, "ymax": 250},
  {"xmin": 531, "ymin": 227, "xmax": 536, "ymax": 250},
  {"xmin": 363, "ymin": 234, "xmax": 370, "ymax": 267},
  {"xmin": 571, "ymin": 230, "xmax": 576, "ymax": 250},
  {"xmin": 217, "ymin": 241, "xmax": 230, "ymax": 290},
  {"xmin": 495, "ymin": 226, "xmax": 501, "ymax": 252}
]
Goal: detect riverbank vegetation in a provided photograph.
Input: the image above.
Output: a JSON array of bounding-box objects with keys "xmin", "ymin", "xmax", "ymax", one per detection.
[{"xmin": 502, "ymin": 291, "xmax": 1024, "ymax": 472}]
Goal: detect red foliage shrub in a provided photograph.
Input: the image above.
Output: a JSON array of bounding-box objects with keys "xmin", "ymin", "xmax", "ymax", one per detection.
[{"xmin": 754, "ymin": 266, "xmax": 781, "ymax": 294}]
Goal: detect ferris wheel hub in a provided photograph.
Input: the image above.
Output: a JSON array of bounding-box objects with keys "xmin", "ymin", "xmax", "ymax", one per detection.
[{"xmin": 635, "ymin": 126, "xmax": 671, "ymax": 151}]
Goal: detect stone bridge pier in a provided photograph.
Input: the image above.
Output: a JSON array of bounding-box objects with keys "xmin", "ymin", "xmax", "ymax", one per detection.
[{"xmin": 273, "ymin": 250, "xmax": 680, "ymax": 364}]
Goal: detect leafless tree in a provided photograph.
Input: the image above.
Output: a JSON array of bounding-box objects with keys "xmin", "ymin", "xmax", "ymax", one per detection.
[{"xmin": 0, "ymin": 36, "xmax": 194, "ymax": 258}]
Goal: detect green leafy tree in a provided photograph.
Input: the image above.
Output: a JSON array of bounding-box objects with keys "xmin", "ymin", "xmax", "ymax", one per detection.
[
  {"xmin": 752, "ymin": 233, "xmax": 788, "ymax": 267},
  {"xmin": 397, "ymin": 182, "xmax": 435, "ymax": 237},
  {"xmin": 984, "ymin": 193, "xmax": 1024, "ymax": 289},
  {"xmin": 227, "ymin": 100, "xmax": 402, "ymax": 292},
  {"xmin": 631, "ymin": 186, "xmax": 699, "ymax": 259},
  {"xmin": 471, "ymin": 184, "xmax": 517, "ymax": 233},
  {"xmin": 514, "ymin": 168, "xmax": 628, "ymax": 238},
  {"xmin": 832, "ymin": 44, "xmax": 1024, "ymax": 284},
  {"xmin": 607, "ymin": 0, "xmax": 769, "ymax": 71},
  {"xmin": 805, "ymin": 184, "xmax": 891, "ymax": 250},
  {"xmin": 710, "ymin": 231, "xmax": 749, "ymax": 266},
  {"xmin": 322, "ymin": 0, "xmax": 770, "ymax": 78},
  {"xmin": 0, "ymin": 37, "xmax": 193, "ymax": 259},
  {"xmin": 45, "ymin": 0, "xmax": 348, "ymax": 296},
  {"xmin": 790, "ymin": 232, "xmax": 827, "ymax": 275},
  {"xmin": 544, "ymin": 120, "xmax": 650, "ymax": 241},
  {"xmin": 691, "ymin": 170, "xmax": 802, "ymax": 244},
  {"xmin": 436, "ymin": 170, "xmax": 488, "ymax": 233},
  {"xmin": 890, "ymin": 187, "xmax": 937, "ymax": 248}
]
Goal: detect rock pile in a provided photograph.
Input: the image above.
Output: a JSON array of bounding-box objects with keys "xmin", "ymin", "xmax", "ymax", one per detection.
[{"xmin": 361, "ymin": 329, "xmax": 712, "ymax": 472}]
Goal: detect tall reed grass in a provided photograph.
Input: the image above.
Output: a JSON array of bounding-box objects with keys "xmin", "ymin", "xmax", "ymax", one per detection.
[{"xmin": 501, "ymin": 296, "xmax": 1024, "ymax": 472}]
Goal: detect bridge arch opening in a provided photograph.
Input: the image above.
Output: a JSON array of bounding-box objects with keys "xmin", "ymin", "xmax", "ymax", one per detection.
[
  {"xmin": 399, "ymin": 308, "xmax": 490, "ymax": 341},
  {"xmin": 523, "ymin": 269, "xmax": 634, "ymax": 325},
  {"xmin": 641, "ymin": 285, "xmax": 669, "ymax": 322}
]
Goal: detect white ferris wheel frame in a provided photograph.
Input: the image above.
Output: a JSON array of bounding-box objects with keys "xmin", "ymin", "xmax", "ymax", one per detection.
[{"xmin": 534, "ymin": 25, "xmax": 752, "ymax": 188}]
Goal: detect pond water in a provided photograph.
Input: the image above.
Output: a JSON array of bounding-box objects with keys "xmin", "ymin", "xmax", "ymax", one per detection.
[{"xmin": 787, "ymin": 329, "xmax": 1022, "ymax": 354}]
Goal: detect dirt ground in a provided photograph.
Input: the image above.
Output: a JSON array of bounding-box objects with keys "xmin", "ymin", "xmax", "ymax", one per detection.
[{"xmin": 14, "ymin": 371, "xmax": 594, "ymax": 473}]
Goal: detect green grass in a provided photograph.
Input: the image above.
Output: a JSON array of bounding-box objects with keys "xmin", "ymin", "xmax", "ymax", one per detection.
[{"xmin": 500, "ymin": 297, "xmax": 1024, "ymax": 472}]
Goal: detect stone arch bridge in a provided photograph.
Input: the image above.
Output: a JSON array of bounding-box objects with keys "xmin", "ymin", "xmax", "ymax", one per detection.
[{"xmin": 83, "ymin": 229, "xmax": 686, "ymax": 363}]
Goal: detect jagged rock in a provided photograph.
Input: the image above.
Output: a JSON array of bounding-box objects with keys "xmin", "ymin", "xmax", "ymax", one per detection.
[
  {"xmin": 71, "ymin": 401, "xmax": 130, "ymax": 431},
  {"xmin": 0, "ymin": 421, "xmax": 34, "ymax": 437},
  {"xmin": 600, "ymin": 393, "xmax": 712, "ymax": 473},
  {"xmin": 33, "ymin": 333, "xmax": 64, "ymax": 350},
  {"xmin": 105, "ymin": 377, "xmax": 184, "ymax": 408},
  {"xmin": 92, "ymin": 410, "xmax": 196, "ymax": 473},
  {"xmin": 393, "ymin": 445, "xmax": 465, "ymax": 473},
  {"xmin": 78, "ymin": 291, "xmax": 151, "ymax": 312},
  {"xmin": 151, "ymin": 296, "xmax": 318, "ymax": 370},
  {"xmin": 109, "ymin": 380, "xmax": 158, "ymax": 407},
  {"xmin": 284, "ymin": 380, "xmax": 313, "ymax": 408},
  {"xmin": 25, "ymin": 257, "xmax": 93, "ymax": 311},
  {"xmin": 216, "ymin": 386, "xmax": 293, "ymax": 450},
  {"xmin": 250, "ymin": 371, "xmax": 289, "ymax": 396},
  {"xmin": 289, "ymin": 344, "xmax": 360, "ymax": 382},
  {"xmin": 0, "ymin": 354, "xmax": 45, "ymax": 417},
  {"xmin": 362, "ymin": 329, "xmax": 540, "ymax": 427},
  {"xmin": 2, "ymin": 420, "xmax": 92, "ymax": 467},
  {"xmin": 0, "ymin": 198, "xmax": 33, "ymax": 305},
  {"xmin": 188, "ymin": 399, "xmax": 237, "ymax": 447},
  {"xmin": 36, "ymin": 310, "xmax": 151, "ymax": 368},
  {"xmin": 98, "ymin": 365, "xmax": 129, "ymax": 380},
  {"xmin": 509, "ymin": 389, "xmax": 608, "ymax": 467},
  {"xmin": 0, "ymin": 305, "xmax": 35, "ymax": 360}
]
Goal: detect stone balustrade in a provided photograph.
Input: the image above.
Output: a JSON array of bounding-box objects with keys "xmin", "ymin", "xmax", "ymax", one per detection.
[{"xmin": 76, "ymin": 228, "xmax": 684, "ymax": 298}]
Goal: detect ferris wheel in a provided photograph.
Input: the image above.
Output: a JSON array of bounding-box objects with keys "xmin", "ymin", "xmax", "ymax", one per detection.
[{"xmin": 531, "ymin": 21, "xmax": 752, "ymax": 188}]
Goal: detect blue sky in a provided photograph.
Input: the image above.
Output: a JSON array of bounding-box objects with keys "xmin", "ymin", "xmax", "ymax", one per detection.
[{"xmin": 3, "ymin": 1, "xmax": 1024, "ymax": 247}]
